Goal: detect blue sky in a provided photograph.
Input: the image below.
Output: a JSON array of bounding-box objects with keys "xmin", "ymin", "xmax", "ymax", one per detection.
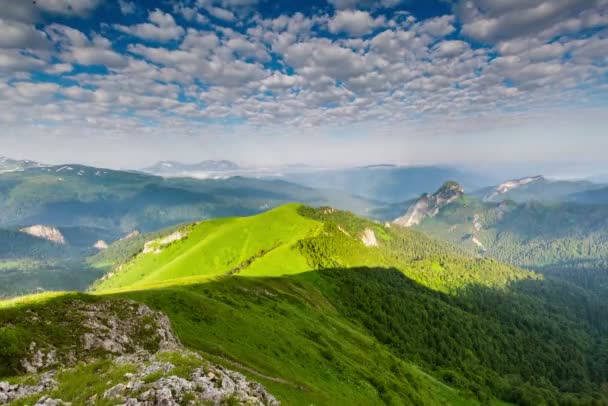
[{"xmin": 0, "ymin": 0, "xmax": 607, "ymax": 169}]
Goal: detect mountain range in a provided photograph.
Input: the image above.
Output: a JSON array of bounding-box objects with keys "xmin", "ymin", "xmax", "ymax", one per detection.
[
  {"xmin": 2, "ymin": 157, "xmax": 608, "ymax": 404},
  {"xmin": 394, "ymin": 178, "xmax": 608, "ymax": 296},
  {"xmin": 2, "ymin": 204, "xmax": 607, "ymax": 405}
]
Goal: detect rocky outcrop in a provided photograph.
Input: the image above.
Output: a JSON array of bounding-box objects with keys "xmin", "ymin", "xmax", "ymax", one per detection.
[
  {"xmin": 19, "ymin": 225, "xmax": 66, "ymax": 244},
  {"xmin": 121, "ymin": 230, "xmax": 141, "ymax": 240},
  {"xmin": 393, "ymin": 181, "xmax": 464, "ymax": 227},
  {"xmin": 17, "ymin": 300, "xmax": 179, "ymax": 375},
  {"xmin": 94, "ymin": 240, "xmax": 108, "ymax": 250},
  {"xmin": 142, "ymin": 230, "xmax": 188, "ymax": 254},
  {"xmin": 0, "ymin": 372, "xmax": 56, "ymax": 404},
  {"xmin": 103, "ymin": 351, "xmax": 280, "ymax": 406},
  {"xmin": 483, "ymin": 175, "xmax": 544, "ymax": 202},
  {"xmin": 1, "ymin": 299, "xmax": 280, "ymax": 405},
  {"xmin": 360, "ymin": 228, "xmax": 378, "ymax": 247}
]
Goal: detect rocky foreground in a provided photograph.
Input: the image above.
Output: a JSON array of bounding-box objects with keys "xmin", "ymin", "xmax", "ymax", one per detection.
[{"xmin": 0, "ymin": 299, "xmax": 279, "ymax": 405}]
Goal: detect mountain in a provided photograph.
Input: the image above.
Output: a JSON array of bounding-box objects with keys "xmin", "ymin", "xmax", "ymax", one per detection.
[
  {"xmin": 0, "ymin": 156, "xmax": 45, "ymax": 173},
  {"xmin": 393, "ymin": 181, "xmax": 464, "ymax": 227},
  {"xmin": 0, "ymin": 164, "xmax": 382, "ymax": 236},
  {"xmin": 143, "ymin": 160, "xmax": 241, "ymax": 177},
  {"xmin": 396, "ymin": 182, "xmax": 608, "ymax": 295},
  {"xmin": 473, "ymin": 175, "xmax": 603, "ymax": 203},
  {"xmin": 2, "ymin": 205, "xmax": 607, "ymax": 405},
  {"xmin": 571, "ymin": 185, "xmax": 608, "ymax": 204},
  {"xmin": 280, "ymin": 165, "xmax": 494, "ymax": 203},
  {"xmin": 0, "ymin": 164, "xmax": 384, "ymax": 297}
]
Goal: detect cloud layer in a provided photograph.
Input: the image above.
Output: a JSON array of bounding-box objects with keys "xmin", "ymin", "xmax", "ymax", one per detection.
[{"xmin": 0, "ymin": 0, "xmax": 607, "ymax": 166}]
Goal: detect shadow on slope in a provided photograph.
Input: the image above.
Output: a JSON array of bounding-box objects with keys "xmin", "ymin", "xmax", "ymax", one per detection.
[{"xmin": 112, "ymin": 267, "xmax": 608, "ymax": 405}]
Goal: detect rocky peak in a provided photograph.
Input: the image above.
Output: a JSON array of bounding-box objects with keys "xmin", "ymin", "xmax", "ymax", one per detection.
[
  {"xmin": 483, "ymin": 175, "xmax": 544, "ymax": 202},
  {"xmin": 19, "ymin": 225, "xmax": 66, "ymax": 244},
  {"xmin": 393, "ymin": 181, "xmax": 464, "ymax": 227}
]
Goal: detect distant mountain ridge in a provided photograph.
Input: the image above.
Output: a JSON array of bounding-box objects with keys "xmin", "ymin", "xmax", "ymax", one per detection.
[
  {"xmin": 473, "ymin": 175, "xmax": 602, "ymax": 203},
  {"xmin": 394, "ymin": 177, "xmax": 608, "ymax": 295},
  {"xmin": 393, "ymin": 181, "xmax": 464, "ymax": 227},
  {"xmin": 143, "ymin": 160, "xmax": 240, "ymax": 176},
  {"xmin": 0, "ymin": 156, "xmax": 46, "ymax": 173}
]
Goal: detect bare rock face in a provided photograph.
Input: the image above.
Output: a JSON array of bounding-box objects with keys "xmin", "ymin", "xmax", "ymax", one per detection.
[
  {"xmin": 483, "ymin": 175, "xmax": 544, "ymax": 202},
  {"xmin": 394, "ymin": 181, "xmax": 464, "ymax": 227},
  {"xmin": 19, "ymin": 225, "xmax": 66, "ymax": 244},
  {"xmin": 121, "ymin": 230, "xmax": 141, "ymax": 240},
  {"xmin": 360, "ymin": 228, "xmax": 378, "ymax": 247},
  {"xmin": 93, "ymin": 240, "xmax": 108, "ymax": 250},
  {"xmin": 1, "ymin": 300, "xmax": 280, "ymax": 405},
  {"xmin": 79, "ymin": 301, "xmax": 180, "ymax": 356},
  {"xmin": 142, "ymin": 231, "xmax": 187, "ymax": 254},
  {"xmin": 0, "ymin": 372, "xmax": 56, "ymax": 404},
  {"xmin": 17, "ymin": 300, "xmax": 179, "ymax": 376},
  {"xmin": 103, "ymin": 351, "xmax": 280, "ymax": 406}
]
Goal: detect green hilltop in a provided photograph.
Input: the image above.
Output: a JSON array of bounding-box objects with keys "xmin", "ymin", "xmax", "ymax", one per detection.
[{"xmin": 1, "ymin": 204, "xmax": 608, "ymax": 405}]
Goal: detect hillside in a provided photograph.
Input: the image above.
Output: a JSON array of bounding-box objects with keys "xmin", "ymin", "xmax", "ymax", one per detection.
[
  {"xmin": 472, "ymin": 176, "xmax": 602, "ymax": 203},
  {"xmin": 2, "ymin": 205, "xmax": 607, "ymax": 404},
  {"xmin": 94, "ymin": 204, "xmax": 531, "ymax": 293},
  {"xmin": 397, "ymin": 183, "xmax": 608, "ymax": 295},
  {"xmin": 0, "ymin": 166, "xmax": 382, "ymax": 297}
]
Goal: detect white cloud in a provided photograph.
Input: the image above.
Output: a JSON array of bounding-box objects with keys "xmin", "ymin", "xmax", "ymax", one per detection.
[
  {"xmin": 328, "ymin": 10, "xmax": 383, "ymax": 36},
  {"xmin": 118, "ymin": 0, "xmax": 136, "ymax": 15},
  {"xmin": 458, "ymin": 0, "xmax": 608, "ymax": 42},
  {"xmin": 0, "ymin": 0, "xmax": 606, "ymax": 168},
  {"xmin": 0, "ymin": 19, "xmax": 50, "ymax": 49},
  {"xmin": 433, "ymin": 40, "xmax": 469, "ymax": 58},
  {"xmin": 35, "ymin": 0, "xmax": 101, "ymax": 16},
  {"xmin": 48, "ymin": 24, "xmax": 128, "ymax": 68},
  {"xmin": 328, "ymin": 0, "xmax": 403, "ymax": 10},
  {"xmin": 114, "ymin": 9, "xmax": 185, "ymax": 42}
]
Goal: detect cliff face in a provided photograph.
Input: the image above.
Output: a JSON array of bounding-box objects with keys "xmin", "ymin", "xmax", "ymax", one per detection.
[
  {"xmin": 393, "ymin": 181, "xmax": 464, "ymax": 227},
  {"xmin": 19, "ymin": 225, "xmax": 66, "ymax": 244},
  {"xmin": 483, "ymin": 175, "xmax": 544, "ymax": 202}
]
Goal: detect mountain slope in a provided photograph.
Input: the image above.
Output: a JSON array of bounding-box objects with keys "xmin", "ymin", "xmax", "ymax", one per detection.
[
  {"xmin": 0, "ymin": 165, "xmax": 385, "ymax": 296},
  {"xmin": 143, "ymin": 160, "xmax": 241, "ymax": 177},
  {"xmin": 397, "ymin": 182, "xmax": 608, "ymax": 295},
  {"xmin": 94, "ymin": 204, "xmax": 532, "ymax": 293},
  {"xmin": 473, "ymin": 176, "xmax": 603, "ymax": 203},
  {"xmin": 0, "ymin": 156, "xmax": 45, "ymax": 174},
  {"xmin": 2, "ymin": 205, "xmax": 608, "ymax": 404}
]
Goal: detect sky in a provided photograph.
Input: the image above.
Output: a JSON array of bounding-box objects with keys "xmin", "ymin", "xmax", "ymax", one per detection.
[{"xmin": 0, "ymin": 0, "xmax": 607, "ymax": 169}]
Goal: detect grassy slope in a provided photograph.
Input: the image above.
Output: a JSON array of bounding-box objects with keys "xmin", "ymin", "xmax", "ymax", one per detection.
[
  {"xmin": 94, "ymin": 204, "xmax": 323, "ymax": 291},
  {"xmin": 4, "ymin": 205, "xmax": 607, "ymax": 405},
  {"xmin": 415, "ymin": 196, "xmax": 608, "ymax": 295},
  {"xmin": 0, "ymin": 284, "xmax": 478, "ymax": 406}
]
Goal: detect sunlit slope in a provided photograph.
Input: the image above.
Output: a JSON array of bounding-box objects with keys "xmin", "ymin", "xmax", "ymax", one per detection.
[
  {"xmin": 4, "ymin": 206, "xmax": 607, "ymax": 404},
  {"xmin": 94, "ymin": 204, "xmax": 323, "ymax": 290},
  {"xmin": 95, "ymin": 203, "xmax": 535, "ymax": 294}
]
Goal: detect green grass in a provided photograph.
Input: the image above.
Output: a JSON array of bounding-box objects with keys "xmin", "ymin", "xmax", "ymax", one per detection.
[
  {"xmin": 94, "ymin": 204, "xmax": 324, "ymax": 291},
  {"xmin": 3, "ymin": 205, "xmax": 608, "ymax": 405}
]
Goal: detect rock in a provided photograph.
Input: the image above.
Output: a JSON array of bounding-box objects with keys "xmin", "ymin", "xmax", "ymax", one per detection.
[
  {"xmin": 142, "ymin": 230, "xmax": 188, "ymax": 255},
  {"xmin": 19, "ymin": 225, "xmax": 66, "ymax": 244},
  {"xmin": 155, "ymin": 387, "xmax": 174, "ymax": 406},
  {"xmin": 483, "ymin": 175, "xmax": 544, "ymax": 202},
  {"xmin": 35, "ymin": 396, "xmax": 71, "ymax": 405},
  {"xmin": 93, "ymin": 240, "xmax": 108, "ymax": 250},
  {"xmin": 360, "ymin": 228, "xmax": 378, "ymax": 247},
  {"xmin": 394, "ymin": 181, "xmax": 464, "ymax": 227}
]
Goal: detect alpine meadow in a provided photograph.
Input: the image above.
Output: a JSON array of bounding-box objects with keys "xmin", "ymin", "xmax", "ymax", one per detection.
[{"xmin": 1, "ymin": 0, "xmax": 608, "ymax": 405}]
